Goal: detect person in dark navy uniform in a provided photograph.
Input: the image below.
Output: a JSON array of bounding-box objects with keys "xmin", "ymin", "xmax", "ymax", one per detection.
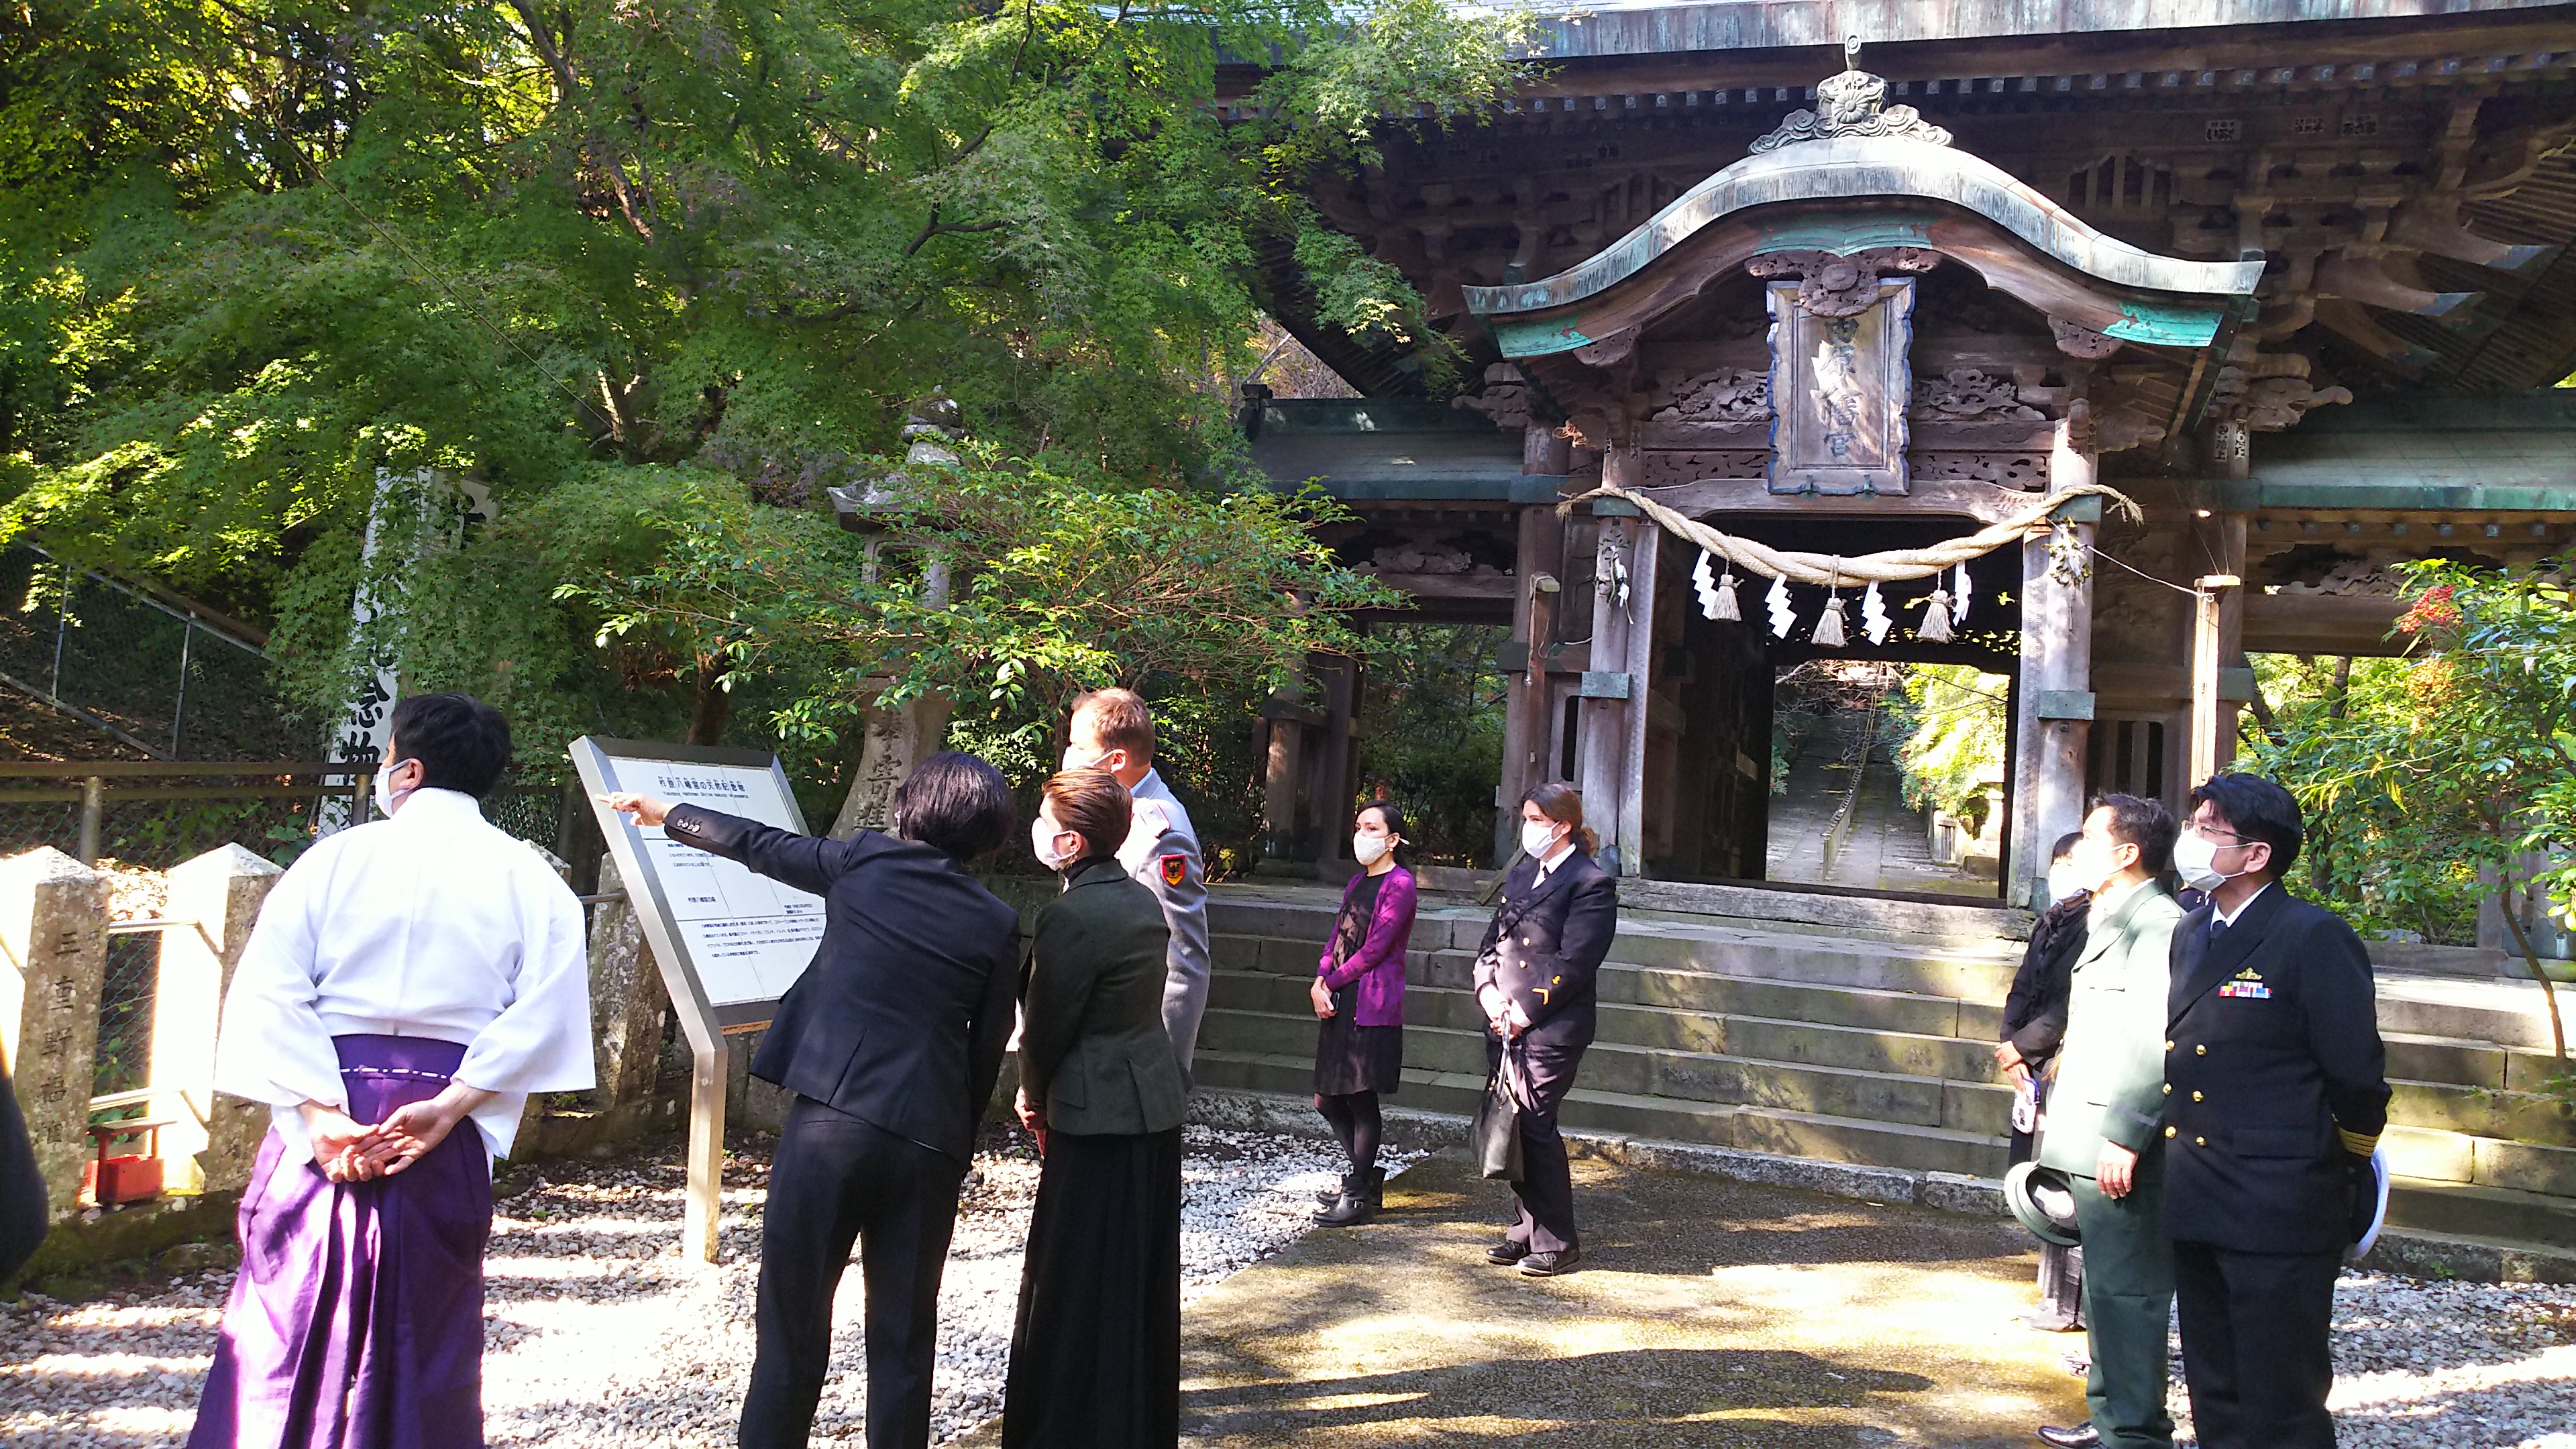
[
  {"xmin": 1473, "ymin": 781, "xmax": 1619, "ymax": 1277},
  {"xmin": 2162, "ymin": 773, "xmax": 2389, "ymax": 1449},
  {"xmin": 608, "ymin": 753, "xmax": 1024, "ymax": 1449}
]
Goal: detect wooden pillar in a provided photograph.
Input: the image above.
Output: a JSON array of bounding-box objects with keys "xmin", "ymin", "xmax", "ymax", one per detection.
[
  {"xmin": 1260, "ymin": 706, "xmax": 1308, "ymax": 858},
  {"xmin": 153, "ymin": 844, "xmax": 282, "ymax": 1195},
  {"xmin": 2010, "ymin": 419, "xmax": 2098, "ymax": 905},
  {"xmin": 1577, "ymin": 447, "xmax": 1644, "ymax": 873},
  {"xmin": 1, "ymin": 847, "xmax": 108, "ymax": 1222},
  {"xmin": 1617, "ymin": 522, "xmax": 1661, "ymax": 878},
  {"xmin": 682, "ymin": 1040, "xmax": 727, "ymax": 1263},
  {"xmin": 1499, "ymin": 498, "xmax": 1566, "ymax": 858},
  {"xmin": 1310, "ymin": 655, "xmax": 1360, "ymax": 865},
  {"xmin": 2191, "ymin": 574, "xmax": 2243, "ymax": 786}
]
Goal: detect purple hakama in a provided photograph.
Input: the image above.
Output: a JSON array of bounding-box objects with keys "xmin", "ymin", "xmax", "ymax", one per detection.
[{"xmin": 189, "ymin": 1034, "xmax": 492, "ymax": 1449}]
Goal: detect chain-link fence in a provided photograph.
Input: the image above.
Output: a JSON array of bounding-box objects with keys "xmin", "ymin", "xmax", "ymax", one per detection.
[
  {"xmin": 93, "ymin": 932, "xmax": 158, "ymax": 1100},
  {"xmin": 0, "ymin": 543, "xmax": 304, "ymax": 760}
]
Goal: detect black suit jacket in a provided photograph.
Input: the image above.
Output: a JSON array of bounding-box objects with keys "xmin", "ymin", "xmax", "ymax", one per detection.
[
  {"xmin": 2163, "ymin": 883, "xmax": 2390, "ymax": 1254},
  {"xmin": 664, "ymin": 805, "xmax": 1023, "ymax": 1163},
  {"xmin": 2002, "ymin": 898, "xmax": 2087, "ymax": 1067},
  {"xmin": 1474, "ymin": 849, "xmax": 1619, "ymax": 1047}
]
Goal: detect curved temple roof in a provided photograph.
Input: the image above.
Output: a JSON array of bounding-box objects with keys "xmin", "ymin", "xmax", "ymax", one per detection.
[{"xmin": 1462, "ymin": 70, "xmax": 2264, "ymax": 351}]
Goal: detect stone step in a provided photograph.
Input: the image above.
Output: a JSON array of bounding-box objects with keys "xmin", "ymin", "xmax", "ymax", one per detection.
[
  {"xmin": 2386, "ymin": 1174, "xmax": 2576, "ymax": 1250},
  {"xmin": 1190, "ymin": 1049, "xmax": 2010, "ymax": 1179},
  {"xmin": 1197, "ymin": 1006, "xmax": 2014, "ymax": 1138},
  {"xmin": 2368, "ymin": 972, "xmax": 2567, "ymax": 1055},
  {"xmin": 2387, "ymin": 1079, "xmax": 2576, "ymax": 1150},
  {"xmin": 2383, "ymin": 1124, "xmax": 2576, "ymax": 1197},
  {"xmin": 2382, "ymin": 1031, "xmax": 2569, "ymax": 1095}
]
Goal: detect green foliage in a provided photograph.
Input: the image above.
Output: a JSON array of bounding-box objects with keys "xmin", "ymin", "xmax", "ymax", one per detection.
[
  {"xmin": 1354, "ymin": 623, "xmax": 1507, "ymax": 866},
  {"xmin": 0, "ymin": 0, "xmax": 1527, "ymax": 775},
  {"xmin": 1882, "ymin": 664, "xmax": 2008, "ymax": 824},
  {"xmin": 2247, "ymin": 561, "xmax": 2575, "ymax": 1071},
  {"xmin": 571, "ymin": 446, "xmax": 1397, "ymax": 747},
  {"xmin": 2249, "ymin": 566, "xmax": 2576, "ymax": 951}
]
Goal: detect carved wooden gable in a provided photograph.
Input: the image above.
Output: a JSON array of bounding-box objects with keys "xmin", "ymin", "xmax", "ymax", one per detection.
[
  {"xmin": 1459, "ymin": 48, "xmax": 2262, "ymax": 507},
  {"xmin": 1755, "ymin": 248, "xmax": 1936, "ymax": 495}
]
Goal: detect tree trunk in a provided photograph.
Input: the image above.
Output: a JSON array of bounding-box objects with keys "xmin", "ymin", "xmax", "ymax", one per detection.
[
  {"xmin": 2498, "ymin": 905, "xmax": 2571, "ymax": 1078},
  {"xmin": 2313, "ymin": 656, "xmax": 2353, "ymax": 896},
  {"xmin": 686, "ymin": 662, "xmax": 730, "ymax": 746}
]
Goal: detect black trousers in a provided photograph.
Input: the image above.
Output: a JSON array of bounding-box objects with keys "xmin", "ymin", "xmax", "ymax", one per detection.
[
  {"xmin": 741, "ymin": 1096, "xmax": 967, "ymax": 1449},
  {"xmin": 2171, "ymin": 1239, "xmax": 2343, "ymax": 1449},
  {"xmin": 1487, "ymin": 1027, "xmax": 1587, "ymax": 1254}
]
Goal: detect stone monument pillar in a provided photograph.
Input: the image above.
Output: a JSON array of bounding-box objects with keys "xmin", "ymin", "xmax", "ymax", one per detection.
[
  {"xmin": 1, "ymin": 848, "xmax": 109, "ymax": 1220},
  {"xmin": 152, "ymin": 844, "xmax": 282, "ymax": 1195}
]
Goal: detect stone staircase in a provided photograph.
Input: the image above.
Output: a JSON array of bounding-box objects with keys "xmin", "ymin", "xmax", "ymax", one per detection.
[{"xmin": 1193, "ymin": 882, "xmax": 2576, "ymax": 1266}]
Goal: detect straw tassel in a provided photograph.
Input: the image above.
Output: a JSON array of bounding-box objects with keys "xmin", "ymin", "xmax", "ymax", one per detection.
[
  {"xmin": 1917, "ymin": 588, "xmax": 1955, "ymax": 643},
  {"xmin": 1811, "ymin": 595, "xmax": 1848, "ymax": 647},
  {"xmin": 1713, "ymin": 567, "xmax": 1741, "ymax": 621}
]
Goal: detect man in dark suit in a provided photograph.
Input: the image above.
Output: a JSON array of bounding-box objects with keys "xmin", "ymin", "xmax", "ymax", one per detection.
[
  {"xmin": 1474, "ymin": 783, "xmax": 1620, "ymax": 1277},
  {"xmin": 608, "ymin": 753, "xmax": 1024, "ymax": 1449},
  {"xmin": 2163, "ymin": 773, "xmax": 2390, "ymax": 1449}
]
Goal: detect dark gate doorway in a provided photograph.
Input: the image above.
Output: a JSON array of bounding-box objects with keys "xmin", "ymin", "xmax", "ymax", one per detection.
[{"xmin": 1648, "ymin": 516, "xmax": 2023, "ymax": 899}]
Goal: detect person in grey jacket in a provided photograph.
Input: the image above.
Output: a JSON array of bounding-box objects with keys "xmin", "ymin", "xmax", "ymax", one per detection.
[
  {"xmin": 1006, "ymin": 767, "xmax": 1190, "ymax": 1449},
  {"xmin": 1063, "ymin": 688, "xmax": 1212, "ymax": 1077},
  {"xmin": 2032, "ymin": 794, "xmax": 2186, "ymax": 1449}
]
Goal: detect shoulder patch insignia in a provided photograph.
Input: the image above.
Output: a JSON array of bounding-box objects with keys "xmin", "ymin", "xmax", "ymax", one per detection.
[{"xmin": 1161, "ymin": 854, "xmax": 1188, "ymax": 888}]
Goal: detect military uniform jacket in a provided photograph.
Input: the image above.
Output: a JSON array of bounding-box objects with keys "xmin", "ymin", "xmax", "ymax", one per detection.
[
  {"xmin": 1118, "ymin": 768, "xmax": 1212, "ymax": 1071},
  {"xmin": 2163, "ymin": 885, "xmax": 2390, "ymax": 1254},
  {"xmin": 2037, "ymin": 881, "xmax": 2184, "ymax": 1177},
  {"xmin": 1021, "ymin": 858, "xmax": 1190, "ymax": 1138},
  {"xmin": 1472, "ymin": 849, "xmax": 1618, "ymax": 1045}
]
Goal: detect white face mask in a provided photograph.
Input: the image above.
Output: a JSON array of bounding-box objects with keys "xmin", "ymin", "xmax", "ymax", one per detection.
[
  {"xmin": 1521, "ymin": 818, "xmax": 1563, "ymax": 859},
  {"xmin": 373, "ymin": 759, "xmax": 414, "ymax": 818},
  {"xmin": 2045, "ymin": 861, "xmax": 2088, "ymax": 903},
  {"xmin": 1061, "ymin": 745, "xmax": 1112, "ymax": 774},
  {"xmin": 1032, "ymin": 813, "xmax": 1077, "ymax": 871},
  {"xmin": 1352, "ymin": 831, "xmax": 1391, "ymax": 867},
  {"xmin": 2172, "ymin": 827, "xmax": 2243, "ymax": 893}
]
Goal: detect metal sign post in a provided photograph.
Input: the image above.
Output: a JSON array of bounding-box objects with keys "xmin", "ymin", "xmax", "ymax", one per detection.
[{"xmin": 568, "ymin": 736, "xmax": 823, "ymax": 1263}]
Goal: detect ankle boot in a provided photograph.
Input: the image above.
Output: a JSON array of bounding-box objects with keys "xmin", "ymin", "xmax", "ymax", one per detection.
[
  {"xmin": 1314, "ymin": 1172, "xmax": 1353, "ymax": 1209},
  {"xmin": 1317, "ymin": 1167, "xmax": 1385, "ymax": 1226}
]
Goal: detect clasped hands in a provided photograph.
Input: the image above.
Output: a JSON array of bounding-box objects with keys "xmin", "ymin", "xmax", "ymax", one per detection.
[
  {"xmin": 1475, "ymin": 984, "xmax": 1527, "ymax": 1041},
  {"xmin": 301, "ymin": 1083, "xmax": 493, "ymax": 1184}
]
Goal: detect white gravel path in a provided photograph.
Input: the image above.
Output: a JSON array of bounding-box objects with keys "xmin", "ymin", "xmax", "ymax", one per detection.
[{"xmin": 0, "ymin": 1124, "xmax": 1409, "ymax": 1447}]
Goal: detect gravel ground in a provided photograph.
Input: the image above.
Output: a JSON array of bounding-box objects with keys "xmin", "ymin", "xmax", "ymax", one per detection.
[
  {"xmin": 1, "ymin": 1123, "xmax": 1412, "ymax": 1448},
  {"xmin": 9, "ymin": 1133, "xmax": 2573, "ymax": 1448},
  {"xmin": 2111, "ymin": 1270, "xmax": 2576, "ymax": 1448}
]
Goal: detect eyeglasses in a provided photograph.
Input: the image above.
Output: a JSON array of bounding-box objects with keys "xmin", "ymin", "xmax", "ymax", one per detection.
[{"xmin": 2188, "ymin": 822, "xmax": 2251, "ymax": 847}]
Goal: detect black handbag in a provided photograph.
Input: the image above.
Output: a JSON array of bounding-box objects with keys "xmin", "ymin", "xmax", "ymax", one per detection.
[{"xmin": 1470, "ymin": 1044, "xmax": 1527, "ymax": 1182}]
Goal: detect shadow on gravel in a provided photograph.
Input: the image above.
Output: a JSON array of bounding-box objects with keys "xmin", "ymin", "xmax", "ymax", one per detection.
[{"xmin": 1185, "ymin": 1346, "xmax": 1932, "ymax": 1436}]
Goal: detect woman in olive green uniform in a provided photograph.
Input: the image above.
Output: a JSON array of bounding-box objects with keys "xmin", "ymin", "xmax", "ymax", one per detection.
[{"xmin": 1004, "ymin": 767, "xmax": 1191, "ymax": 1449}]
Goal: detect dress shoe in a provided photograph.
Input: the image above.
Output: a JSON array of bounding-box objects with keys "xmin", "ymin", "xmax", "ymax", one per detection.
[
  {"xmin": 2035, "ymin": 1425, "xmax": 2100, "ymax": 1448},
  {"xmin": 1518, "ymin": 1246, "xmax": 1580, "ymax": 1277},
  {"xmin": 1485, "ymin": 1239, "xmax": 1532, "ymax": 1265}
]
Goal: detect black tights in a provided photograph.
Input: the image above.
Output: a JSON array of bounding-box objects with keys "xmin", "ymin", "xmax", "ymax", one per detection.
[{"xmin": 1313, "ymin": 1090, "xmax": 1382, "ymax": 1176}]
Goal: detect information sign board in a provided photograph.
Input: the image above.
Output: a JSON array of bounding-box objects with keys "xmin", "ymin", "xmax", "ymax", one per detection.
[{"xmin": 568, "ymin": 736, "xmax": 823, "ymax": 1042}]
